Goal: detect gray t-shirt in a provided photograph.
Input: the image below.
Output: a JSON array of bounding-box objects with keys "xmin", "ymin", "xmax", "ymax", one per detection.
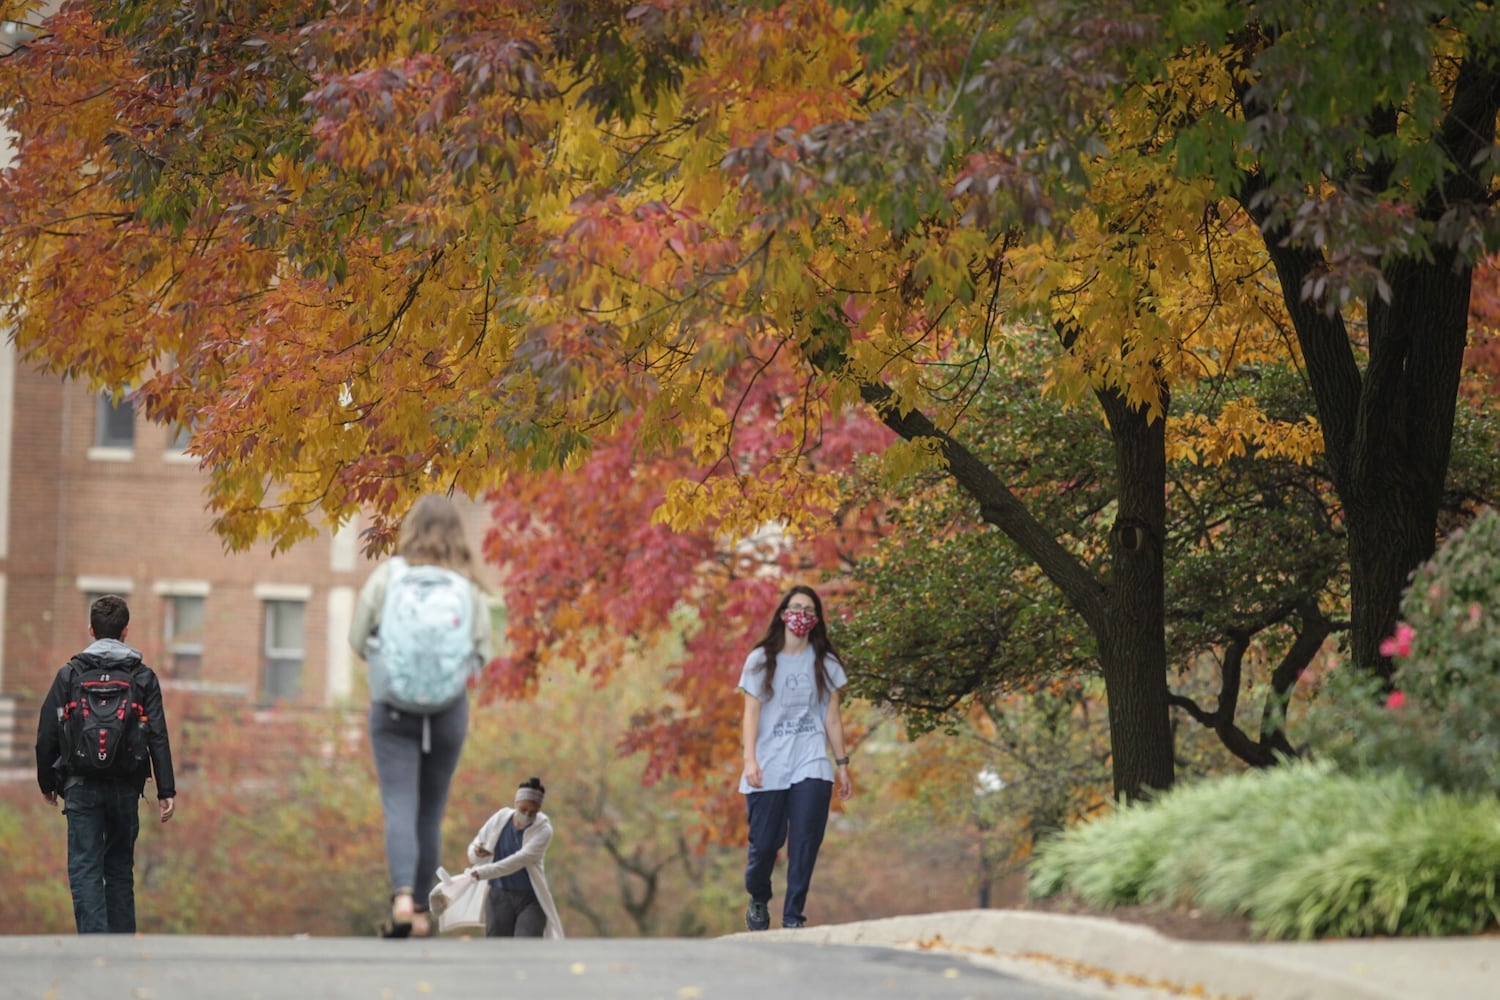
[{"xmin": 738, "ymin": 645, "xmax": 847, "ymax": 794}]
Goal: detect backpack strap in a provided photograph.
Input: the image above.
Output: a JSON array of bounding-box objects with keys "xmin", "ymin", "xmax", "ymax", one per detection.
[
  {"xmin": 59, "ymin": 656, "xmax": 87, "ymax": 721},
  {"xmin": 375, "ymin": 556, "xmax": 409, "ymax": 635},
  {"xmin": 386, "ymin": 555, "xmax": 409, "ymax": 587}
]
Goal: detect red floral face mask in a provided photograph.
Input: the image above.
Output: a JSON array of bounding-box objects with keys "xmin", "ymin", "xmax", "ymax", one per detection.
[{"xmin": 782, "ymin": 608, "xmax": 818, "ymax": 637}]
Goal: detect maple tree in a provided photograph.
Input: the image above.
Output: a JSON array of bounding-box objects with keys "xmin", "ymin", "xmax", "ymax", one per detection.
[
  {"xmin": 799, "ymin": 1, "xmax": 1500, "ymax": 687},
  {"xmin": 846, "ymin": 353, "xmax": 1500, "ymax": 763},
  {"xmin": 746, "ymin": 1, "xmax": 1499, "ymax": 788},
  {"xmin": 0, "ymin": 0, "xmax": 871, "ymax": 547},
  {"xmin": 2, "ymin": 1, "xmax": 1495, "ymax": 802},
  {"xmin": 0, "ymin": 1, "xmax": 1183, "ymax": 797}
]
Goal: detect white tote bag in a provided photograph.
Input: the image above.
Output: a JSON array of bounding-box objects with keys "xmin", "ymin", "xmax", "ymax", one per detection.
[{"xmin": 429, "ymin": 867, "xmax": 486, "ymax": 934}]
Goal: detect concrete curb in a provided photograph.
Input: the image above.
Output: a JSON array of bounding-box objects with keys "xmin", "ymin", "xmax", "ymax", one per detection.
[{"xmin": 733, "ymin": 909, "xmax": 1500, "ymax": 1000}]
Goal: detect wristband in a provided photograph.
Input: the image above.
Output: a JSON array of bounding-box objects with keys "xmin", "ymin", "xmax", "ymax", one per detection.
[{"xmin": 834, "ymin": 756, "xmax": 850, "ymax": 766}]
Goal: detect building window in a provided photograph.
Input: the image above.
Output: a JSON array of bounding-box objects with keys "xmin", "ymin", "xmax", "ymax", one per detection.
[
  {"xmin": 164, "ymin": 594, "xmax": 205, "ymax": 679},
  {"xmin": 260, "ymin": 600, "xmax": 305, "ymax": 704},
  {"xmin": 95, "ymin": 394, "xmax": 135, "ymax": 449}
]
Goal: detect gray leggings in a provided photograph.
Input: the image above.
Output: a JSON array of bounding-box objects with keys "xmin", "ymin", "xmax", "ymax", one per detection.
[
  {"xmin": 487, "ymin": 886, "xmax": 546, "ymax": 937},
  {"xmin": 368, "ymin": 698, "xmax": 468, "ymax": 904}
]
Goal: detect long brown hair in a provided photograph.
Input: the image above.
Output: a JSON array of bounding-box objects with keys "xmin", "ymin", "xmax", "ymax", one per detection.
[
  {"xmin": 396, "ymin": 494, "xmax": 476, "ymax": 577},
  {"xmin": 751, "ymin": 585, "xmax": 840, "ymax": 702}
]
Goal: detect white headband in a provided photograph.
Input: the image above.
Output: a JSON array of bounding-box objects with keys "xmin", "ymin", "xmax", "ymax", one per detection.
[{"xmin": 516, "ymin": 788, "xmax": 544, "ymax": 804}]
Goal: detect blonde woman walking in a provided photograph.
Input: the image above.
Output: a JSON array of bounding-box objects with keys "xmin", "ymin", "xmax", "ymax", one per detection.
[{"xmin": 350, "ymin": 494, "xmax": 492, "ymax": 937}]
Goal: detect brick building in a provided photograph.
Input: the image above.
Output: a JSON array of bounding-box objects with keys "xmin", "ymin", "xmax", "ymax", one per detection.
[
  {"xmin": 0, "ymin": 348, "xmax": 388, "ymax": 763},
  {"xmin": 0, "ymin": 346, "xmax": 502, "ymax": 768}
]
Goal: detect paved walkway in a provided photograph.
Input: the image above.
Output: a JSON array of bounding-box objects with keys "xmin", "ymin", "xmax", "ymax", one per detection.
[
  {"xmin": 5, "ymin": 908, "xmax": 1495, "ymax": 999},
  {"xmin": 747, "ymin": 909, "xmax": 1500, "ymax": 999},
  {"xmin": 0, "ymin": 931, "xmax": 1096, "ymax": 1000}
]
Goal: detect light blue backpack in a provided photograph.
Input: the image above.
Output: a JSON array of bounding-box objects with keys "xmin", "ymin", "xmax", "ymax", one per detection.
[{"xmin": 368, "ymin": 557, "xmax": 478, "ymax": 717}]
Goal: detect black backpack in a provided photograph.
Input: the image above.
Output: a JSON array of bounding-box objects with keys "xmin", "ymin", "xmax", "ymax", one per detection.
[{"xmin": 60, "ymin": 658, "xmax": 150, "ymax": 779}]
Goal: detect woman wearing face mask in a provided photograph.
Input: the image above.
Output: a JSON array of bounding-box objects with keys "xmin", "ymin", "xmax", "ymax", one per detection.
[
  {"xmin": 466, "ymin": 777, "xmax": 565, "ymax": 938},
  {"xmin": 739, "ymin": 586, "xmax": 853, "ymax": 931}
]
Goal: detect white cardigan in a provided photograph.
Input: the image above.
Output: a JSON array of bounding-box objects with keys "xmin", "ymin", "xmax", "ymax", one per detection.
[{"xmin": 466, "ymin": 807, "xmax": 565, "ymax": 939}]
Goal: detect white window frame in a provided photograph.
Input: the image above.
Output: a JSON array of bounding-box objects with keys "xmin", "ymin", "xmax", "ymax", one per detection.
[
  {"xmin": 77, "ymin": 576, "xmax": 134, "ymax": 595},
  {"xmin": 155, "ymin": 581, "xmax": 209, "ymax": 680},
  {"xmin": 164, "ymin": 595, "xmax": 205, "ymax": 678},
  {"xmin": 259, "ymin": 597, "xmax": 307, "ymax": 705}
]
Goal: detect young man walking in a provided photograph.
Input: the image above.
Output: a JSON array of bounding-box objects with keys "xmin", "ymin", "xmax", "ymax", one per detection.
[{"xmin": 35, "ymin": 595, "xmax": 177, "ymax": 933}]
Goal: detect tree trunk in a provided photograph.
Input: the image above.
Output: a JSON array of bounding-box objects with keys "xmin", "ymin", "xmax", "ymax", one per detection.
[
  {"xmin": 1345, "ymin": 257, "xmax": 1471, "ymax": 676},
  {"xmin": 1345, "ymin": 505, "xmax": 1434, "ymax": 680},
  {"xmin": 1242, "ymin": 47, "xmax": 1495, "ymax": 680},
  {"xmin": 858, "ymin": 379, "xmax": 1176, "ymax": 800},
  {"xmin": 1096, "ymin": 387, "xmax": 1175, "ymax": 797},
  {"xmin": 1263, "ymin": 244, "xmax": 1471, "ymax": 679}
]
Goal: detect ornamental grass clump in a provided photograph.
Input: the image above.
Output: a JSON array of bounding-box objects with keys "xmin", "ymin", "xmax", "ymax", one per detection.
[
  {"xmin": 1247, "ymin": 786, "xmax": 1500, "ymax": 939},
  {"xmin": 1027, "ymin": 761, "xmax": 1359, "ymax": 910},
  {"xmin": 1029, "ymin": 762, "xmax": 1500, "ymax": 939},
  {"xmin": 1149, "ymin": 764, "xmax": 1391, "ymax": 917}
]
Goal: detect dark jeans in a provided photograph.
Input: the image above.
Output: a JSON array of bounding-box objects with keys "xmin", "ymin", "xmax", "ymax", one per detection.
[
  {"xmin": 63, "ymin": 779, "xmax": 142, "ymax": 934},
  {"xmin": 368, "ymin": 698, "xmax": 468, "ymax": 904},
  {"xmin": 744, "ymin": 777, "xmax": 832, "ymax": 924},
  {"xmin": 486, "ymin": 886, "xmax": 545, "ymax": 938}
]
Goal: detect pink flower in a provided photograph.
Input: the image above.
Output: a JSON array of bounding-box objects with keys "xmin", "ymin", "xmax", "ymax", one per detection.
[
  {"xmin": 1386, "ymin": 690, "xmax": 1406, "ymax": 710},
  {"xmin": 1379, "ymin": 622, "xmax": 1415, "ymax": 658}
]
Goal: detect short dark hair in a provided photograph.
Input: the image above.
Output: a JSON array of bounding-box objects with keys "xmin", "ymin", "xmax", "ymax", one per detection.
[{"xmin": 90, "ymin": 595, "xmax": 130, "ymax": 639}]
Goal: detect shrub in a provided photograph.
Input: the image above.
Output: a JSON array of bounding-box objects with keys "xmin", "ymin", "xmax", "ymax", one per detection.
[{"xmin": 1311, "ymin": 506, "xmax": 1500, "ymax": 795}]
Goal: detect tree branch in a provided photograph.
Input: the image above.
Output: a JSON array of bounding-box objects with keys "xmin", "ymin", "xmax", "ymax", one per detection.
[{"xmin": 856, "ymin": 378, "xmax": 1109, "ymax": 633}]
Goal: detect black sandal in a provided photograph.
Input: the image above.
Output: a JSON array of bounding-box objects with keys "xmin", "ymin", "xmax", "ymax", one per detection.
[
  {"xmin": 378, "ymin": 917, "xmax": 413, "ymax": 938},
  {"xmin": 380, "ymin": 890, "xmax": 416, "ymax": 938}
]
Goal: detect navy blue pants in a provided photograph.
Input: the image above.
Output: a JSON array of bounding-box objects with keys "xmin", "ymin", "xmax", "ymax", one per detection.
[
  {"xmin": 63, "ymin": 779, "xmax": 142, "ymax": 934},
  {"xmin": 744, "ymin": 778, "xmax": 832, "ymax": 924}
]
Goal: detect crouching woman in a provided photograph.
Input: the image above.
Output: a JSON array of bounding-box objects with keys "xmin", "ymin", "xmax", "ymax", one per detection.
[{"xmin": 467, "ymin": 777, "xmax": 565, "ymax": 938}]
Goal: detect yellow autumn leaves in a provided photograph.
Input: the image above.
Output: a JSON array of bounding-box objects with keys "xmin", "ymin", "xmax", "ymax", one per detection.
[{"xmin": 0, "ymin": 0, "xmax": 1335, "ymax": 550}]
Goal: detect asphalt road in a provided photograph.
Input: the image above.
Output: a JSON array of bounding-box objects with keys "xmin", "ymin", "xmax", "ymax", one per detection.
[{"xmin": 2, "ymin": 934, "xmax": 1097, "ymax": 1000}]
